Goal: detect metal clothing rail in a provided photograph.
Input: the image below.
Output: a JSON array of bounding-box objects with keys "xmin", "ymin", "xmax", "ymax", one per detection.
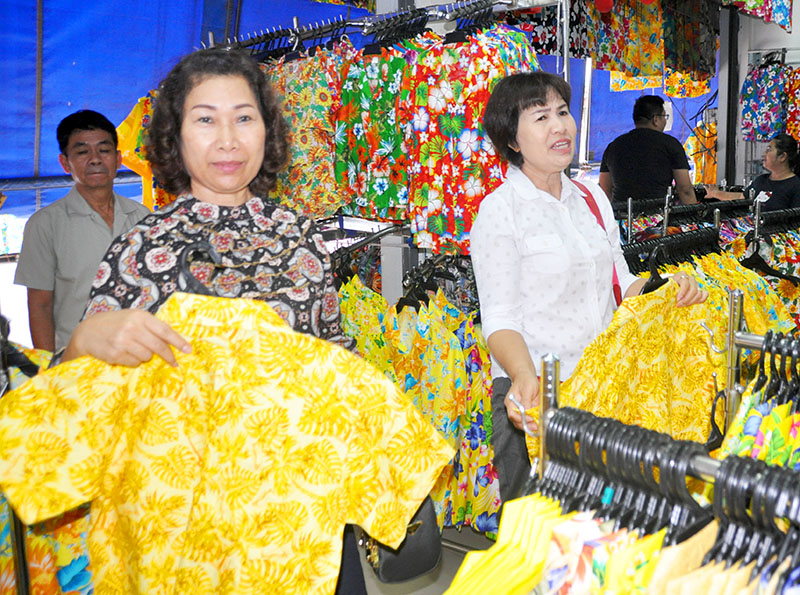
[
  {"xmin": 533, "ymin": 353, "xmax": 722, "ymax": 485},
  {"xmin": 0, "ymin": 171, "xmax": 142, "ymax": 192},
  {"xmin": 221, "ymin": 0, "xmax": 515, "ymax": 49}
]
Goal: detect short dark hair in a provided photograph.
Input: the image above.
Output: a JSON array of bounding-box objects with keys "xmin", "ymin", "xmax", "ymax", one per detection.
[
  {"xmin": 145, "ymin": 48, "xmax": 289, "ymax": 197},
  {"xmin": 773, "ymin": 133, "xmax": 800, "ymax": 175},
  {"xmin": 57, "ymin": 110, "xmax": 118, "ymax": 154},
  {"xmin": 632, "ymin": 95, "xmax": 665, "ymax": 124},
  {"xmin": 483, "ymin": 71, "xmax": 572, "ymax": 167}
]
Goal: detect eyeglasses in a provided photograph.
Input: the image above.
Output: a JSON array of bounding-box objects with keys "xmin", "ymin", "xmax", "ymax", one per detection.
[{"xmin": 654, "ymin": 113, "xmax": 670, "ymax": 121}]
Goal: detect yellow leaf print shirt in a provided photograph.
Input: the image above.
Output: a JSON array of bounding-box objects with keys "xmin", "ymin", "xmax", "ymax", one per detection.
[
  {"xmin": 558, "ymin": 280, "xmax": 727, "ymax": 444},
  {"xmin": 0, "ymin": 293, "xmax": 454, "ymax": 595}
]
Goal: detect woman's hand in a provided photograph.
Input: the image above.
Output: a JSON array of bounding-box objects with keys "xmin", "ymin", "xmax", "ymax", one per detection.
[
  {"xmin": 672, "ymin": 272, "xmax": 708, "ymax": 308},
  {"xmin": 505, "ymin": 369, "xmax": 541, "ymax": 433},
  {"xmin": 63, "ymin": 309, "xmax": 192, "ymax": 367}
]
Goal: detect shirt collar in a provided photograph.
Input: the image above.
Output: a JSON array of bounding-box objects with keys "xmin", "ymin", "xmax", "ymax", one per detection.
[
  {"xmin": 63, "ymin": 185, "xmax": 143, "ymax": 216},
  {"xmin": 506, "ymin": 165, "xmax": 578, "ymax": 203}
]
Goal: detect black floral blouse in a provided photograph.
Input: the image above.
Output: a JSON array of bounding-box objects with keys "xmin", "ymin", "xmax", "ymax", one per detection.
[{"xmin": 84, "ymin": 195, "xmax": 350, "ymax": 347}]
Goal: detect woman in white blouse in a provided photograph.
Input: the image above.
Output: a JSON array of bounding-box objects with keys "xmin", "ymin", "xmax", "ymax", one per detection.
[{"xmin": 470, "ymin": 71, "xmax": 707, "ymax": 502}]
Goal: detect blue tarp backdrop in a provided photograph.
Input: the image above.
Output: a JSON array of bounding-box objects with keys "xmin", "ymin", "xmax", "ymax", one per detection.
[{"xmin": 2, "ymin": 1, "xmax": 716, "ymax": 219}]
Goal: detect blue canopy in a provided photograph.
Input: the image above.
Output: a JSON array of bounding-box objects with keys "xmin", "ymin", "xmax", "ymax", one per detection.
[{"xmin": 2, "ymin": 1, "xmax": 716, "ymax": 220}]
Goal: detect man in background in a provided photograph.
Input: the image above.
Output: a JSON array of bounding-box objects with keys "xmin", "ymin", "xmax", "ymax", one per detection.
[
  {"xmin": 599, "ymin": 95, "xmax": 696, "ymax": 205},
  {"xmin": 15, "ymin": 110, "xmax": 150, "ymax": 351}
]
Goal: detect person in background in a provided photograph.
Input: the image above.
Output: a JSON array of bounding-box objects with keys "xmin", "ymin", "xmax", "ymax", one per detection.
[
  {"xmin": 62, "ymin": 48, "xmax": 365, "ymax": 593},
  {"xmin": 599, "ymin": 95, "xmax": 697, "ymax": 206},
  {"xmin": 471, "ymin": 72, "xmax": 707, "ymax": 503},
  {"xmin": 704, "ymin": 133, "xmax": 800, "ymax": 211},
  {"xmin": 14, "ymin": 110, "xmax": 150, "ymax": 351}
]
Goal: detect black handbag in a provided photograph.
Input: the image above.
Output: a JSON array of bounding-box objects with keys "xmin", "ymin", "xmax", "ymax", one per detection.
[{"xmin": 359, "ymin": 496, "xmax": 442, "ymax": 583}]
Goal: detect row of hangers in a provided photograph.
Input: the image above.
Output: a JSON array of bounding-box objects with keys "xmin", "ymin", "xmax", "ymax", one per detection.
[
  {"xmin": 739, "ymin": 204, "xmax": 800, "ymax": 285},
  {"xmin": 531, "ymin": 406, "xmax": 800, "ymax": 586},
  {"xmin": 750, "ymin": 330, "xmax": 800, "ymax": 411},
  {"xmin": 613, "ymin": 196, "xmax": 754, "ymax": 224},
  {"xmin": 623, "ymin": 227, "xmax": 721, "ymax": 276},
  {"xmin": 221, "ymin": 0, "xmax": 506, "ymax": 61},
  {"xmin": 623, "ymin": 204, "xmax": 800, "ymax": 287},
  {"xmin": 330, "ymin": 223, "xmax": 410, "ymax": 289},
  {"xmin": 395, "ymin": 254, "xmax": 460, "ymax": 313}
]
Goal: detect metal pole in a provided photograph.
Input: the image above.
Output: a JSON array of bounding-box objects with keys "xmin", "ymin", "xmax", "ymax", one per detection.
[
  {"xmin": 627, "ymin": 197, "xmax": 633, "ymax": 243},
  {"xmin": 687, "ymin": 454, "xmax": 720, "ymax": 483},
  {"xmin": 539, "ymin": 354, "xmax": 559, "ymax": 479},
  {"xmin": 753, "ymin": 197, "xmax": 762, "ymax": 241},
  {"xmin": 560, "ymin": 0, "xmax": 569, "ymax": 83},
  {"xmin": 714, "ymin": 208, "xmax": 721, "ymax": 230},
  {"xmin": 733, "ymin": 331, "xmax": 767, "ymax": 350},
  {"xmin": 578, "ymin": 58, "xmax": 592, "ymax": 164},
  {"xmin": 725, "ymin": 289, "xmax": 744, "ymax": 432}
]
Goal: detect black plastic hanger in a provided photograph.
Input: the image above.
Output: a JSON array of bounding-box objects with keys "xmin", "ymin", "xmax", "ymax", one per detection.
[
  {"xmin": 703, "ymin": 456, "xmax": 738, "ymax": 565},
  {"xmin": 179, "ymin": 241, "xmax": 223, "ymax": 296},
  {"xmin": 640, "ymin": 244, "xmax": 669, "ymax": 295},
  {"xmin": 766, "ymin": 333, "xmax": 787, "ymax": 401},
  {"xmin": 753, "ymin": 330, "xmax": 774, "ymax": 396},
  {"xmin": 740, "ymin": 236, "xmax": 800, "ymax": 286}
]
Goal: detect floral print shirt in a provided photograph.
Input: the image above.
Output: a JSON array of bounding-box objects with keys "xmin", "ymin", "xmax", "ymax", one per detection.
[
  {"xmin": 722, "ymin": 0, "xmax": 793, "ymax": 31},
  {"xmin": 740, "ymin": 63, "xmax": 790, "ymax": 142},
  {"xmin": 265, "ymin": 40, "xmax": 360, "ymax": 218},
  {"xmin": 0, "ymin": 292, "xmax": 453, "ymax": 595},
  {"xmin": 787, "ymin": 67, "xmax": 800, "ymax": 143},
  {"xmin": 401, "ymin": 25, "xmax": 539, "ymax": 254},
  {"xmin": 661, "ymin": 0, "xmax": 718, "ymax": 81},
  {"xmin": 84, "ymin": 194, "xmax": 350, "ymax": 348},
  {"xmin": 335, "ymin": 43, "xmax": 415, "ymax": 222}
]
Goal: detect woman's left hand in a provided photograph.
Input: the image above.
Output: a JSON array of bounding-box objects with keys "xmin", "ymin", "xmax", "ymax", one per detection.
[{"xmin": 672, "ymin": 272, "xmax": 708, "ymax": 307}]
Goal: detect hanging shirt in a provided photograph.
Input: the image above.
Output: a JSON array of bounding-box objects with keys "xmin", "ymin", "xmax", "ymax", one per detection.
[
  {"xmin": 265, "ymin": 41, "xmax": 359, "ymax": 218},
  {"xmin": 400, "ymin": 25, "xmax": 538, "ymax": 254},
  {"xmin": 0, "ymin": 292, "xmax": 454, "ymax": 595},
  {"xmin": 740, "ymin": 63, "xmax": 791, "ymax": 142},
  {"xmin": 116, "ymin": 91, "xmax": 177, "ymax": 210},
  {"xmin": 470, "ymin": 167, "xmax": 639, "ymax": 380},
  {"xmin": 683, "ymin": 120, "xmax": 717, "ymax": 185},
  {"xmin": 661, "ymin": 0, "xmax": 718, "ymax": 81},
  {"xmin": 557, "ymin": 280, "xmax": 727, "ymax": 445},
  {"xmin": 664, "ymin": 67, "xmax": 712, "ymax": 98},
  {"xmin": 335, "ymin": 43, "xmax": 412, "ymax": 222},
  {"xmin": 787, "ymin": 67, "xmax": 800, "ymax": 142}
]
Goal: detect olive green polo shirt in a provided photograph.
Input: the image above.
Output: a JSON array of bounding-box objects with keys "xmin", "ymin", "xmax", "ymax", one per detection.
[{"xmin": 14, "ymin": 186, "xmax": 150, "ymax": 350}]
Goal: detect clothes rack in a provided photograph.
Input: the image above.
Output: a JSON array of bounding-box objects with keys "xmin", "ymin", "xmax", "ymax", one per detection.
[
  {"xmin": 222, "ymin": 0, "xmax": 516, "ymax": 53},
  {"xmin": 532, "ymin": 353, "xmax": 722, "ymax": 488},
  {"xmin": 622, "ymin": 226, "xmax": 721, "ymax": 274},
  {"xmin": 0, "ymin": 316, "xmax": 30, "ymax": 595}
]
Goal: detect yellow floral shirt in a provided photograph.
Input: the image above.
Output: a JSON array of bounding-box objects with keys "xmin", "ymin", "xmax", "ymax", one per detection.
[
  {"xmin": 0, "ymin": 293, "xmax": 454, "ymax": 595},
  {"xmin": 556, "ymin": 281, "xmax": 727, "ymax": 444}
]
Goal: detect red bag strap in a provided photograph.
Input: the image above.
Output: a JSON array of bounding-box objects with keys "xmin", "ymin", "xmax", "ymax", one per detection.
[{"xmin": 572, "ymin": 180, "xmax": 622, "ymax": 307}]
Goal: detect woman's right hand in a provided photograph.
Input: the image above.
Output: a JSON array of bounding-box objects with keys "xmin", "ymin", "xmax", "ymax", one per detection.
[
  {"xmin": 63, "ymin": 309, "xmax": 192, "ymax": 367},
  {"xmin": 505, "ymin": 369, "xmax": 541, "ymax": 433}
]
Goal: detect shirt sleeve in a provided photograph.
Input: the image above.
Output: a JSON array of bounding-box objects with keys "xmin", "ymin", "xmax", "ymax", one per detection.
[
  {"xmin": 599, "ymin": 147, "xmax": 610, "ymax": 172},
  {"xmin": 587, "ymin": 180, "xmax": 639, "ymax": 297},
  {"xmin": 83, "ymin": 228, "xmax": 145, "ymax": 318},
  {"xmin": 469, "ymin": 193, "xmax": 524, "ymax": 340},
  {"xmin": 668, "ymin": 135, "xmax": 691, "ymax": 170},
  {"xmin": 14, "ymin": 210, "xmax": 56, "ymax": 291}
]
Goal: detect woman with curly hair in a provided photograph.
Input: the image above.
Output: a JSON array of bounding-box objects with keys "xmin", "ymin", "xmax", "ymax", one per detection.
[
  {"xmin": 61, "ymin": 47, "xmax": 366, "ymax": 593},
  {"xmin": 64, "ymin": 47, "xmax": 350, "ymax": 364}
]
